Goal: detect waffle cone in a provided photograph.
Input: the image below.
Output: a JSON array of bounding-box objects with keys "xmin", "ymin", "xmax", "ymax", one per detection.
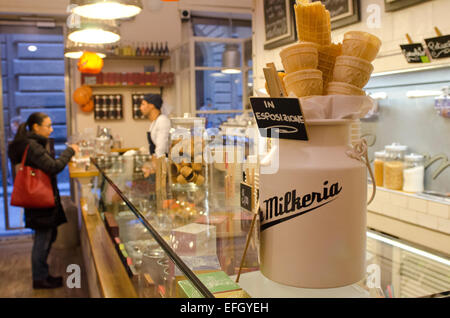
[
  {"xmin": 332, "ymin": 55, "xmax": 374, "ymax": 88},
  {"xmin": 325, "ymin": 81, "xmax": 365, "ymax": 96},
  {"xmin": 317, "ymin": 43, "xmax": 342, "ymax": 87},
  {"xmin": 294, "ymin": 2, "xmax": 331, "ymax": 46}
]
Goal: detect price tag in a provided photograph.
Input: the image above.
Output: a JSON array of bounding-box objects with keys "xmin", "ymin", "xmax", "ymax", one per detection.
[
  {"xmin": 424, "ymin": 35, "xmax": 450, "ymax": 60},
  {"xmin": 240, "ymin": 182, "xmax": 253, "ymax": 212},
  {"xmin": 250, "ymin": 97, "xmax": 308, "ymax": 141},
  {"xmin": 400, "ymin": 43, "xmax": 431, "ymax": 63}
]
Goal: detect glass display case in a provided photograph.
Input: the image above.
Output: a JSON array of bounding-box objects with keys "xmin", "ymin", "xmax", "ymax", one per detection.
[{"xmin": 82, "ymin": 152, "xmax": 450, "ymax": 298}]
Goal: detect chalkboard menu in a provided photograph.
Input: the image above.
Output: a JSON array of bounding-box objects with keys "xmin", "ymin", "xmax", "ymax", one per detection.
[
  {"xmin": 264, "ymin": 0, "xmax": 288, "ymax": 41},
  {"xmin": 400, "ymin": 43, "xmax": 431, "ymax": 63},
  {"xmin": 263, "ymin": 0, "xmax": 296, "ymax": 49},
  {"xmin": 312, "ymin": 0, "xmax": 360, "ymax": 29},
  {"xmin": 314, "ymin": 0, "xmax": 349, "ymax": 19},
  {"xmin": 250, "ymin": 97, "xmax": 308, "ymax": 141},
  {"xmin": 424, "ymin": 35, "xmax": 450, "ymax": 60}
]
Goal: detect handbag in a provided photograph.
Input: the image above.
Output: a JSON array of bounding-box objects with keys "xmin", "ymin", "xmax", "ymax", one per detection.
[{"xmin": 10, "ymin": 144, "xmax": 55, "ymax": 208}]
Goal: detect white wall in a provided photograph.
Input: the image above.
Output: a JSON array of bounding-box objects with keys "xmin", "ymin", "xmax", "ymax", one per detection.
[
  {"xmin": 252, "ymin": 0, "xmax": 450, "ymax": 93},
  {"xmin": 0, "ymin": 0, "xmax": 252, "ymax": 148}
]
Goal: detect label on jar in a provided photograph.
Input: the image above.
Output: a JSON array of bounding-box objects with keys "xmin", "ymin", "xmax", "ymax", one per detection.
[{"xmin": 250, "ymin": 97, "xmax": 309, "ymax": 141}]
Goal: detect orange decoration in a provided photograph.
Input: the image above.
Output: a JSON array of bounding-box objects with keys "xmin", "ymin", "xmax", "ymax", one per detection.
[
  {"xmin": 73, "ymin": 85, "xmax": 92, "ymax": 105},
  {"xmin": 77, "ymin": 51, "xmax": 104, "ymax": 74},
  {"xmin": 80, "ymin": 99, "xmax": 94, "ymax": 113}
]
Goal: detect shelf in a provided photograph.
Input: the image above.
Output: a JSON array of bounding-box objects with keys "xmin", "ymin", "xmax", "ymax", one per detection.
[
  {"xmin": 104, "ymin": 55, "xmax": 170, "ymax": 61},
  {"xmin": 89, "ymin": 84, "xmax": 169, "ymax": 89}
]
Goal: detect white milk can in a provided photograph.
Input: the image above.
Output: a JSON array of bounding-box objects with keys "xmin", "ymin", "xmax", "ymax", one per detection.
[{"xmin": 259, "ymin": 119, "xmax": 368, "ymax": 288}]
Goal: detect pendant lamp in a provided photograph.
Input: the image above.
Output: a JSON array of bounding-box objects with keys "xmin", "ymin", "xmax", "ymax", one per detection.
[
  {"xmin": 221, "ymin": 19, "xmax": 241, "ymax": 74},
  {"xmin": 64, "ymin": 40, "xmax": 107, "ymax": 59},
  {"xmin": 68, "ymin": 17, "xmax": 120, "ymax": 44},
  {"xmin": 70, "ymin": 0, "xmax": 143, "ymax": 20},
  {"xmin": 221, "ymin": 43, "xmax": 241, "ymax": 74}
]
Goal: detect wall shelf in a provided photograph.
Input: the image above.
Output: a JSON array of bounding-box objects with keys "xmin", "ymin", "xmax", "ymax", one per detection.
[
  {"xmin": 90, "ymin": 84, "xmax": 168, "ymax": 89},
  {"xmin": 104, "ymin": 55, "xmax": 170, "ymax": 61}
]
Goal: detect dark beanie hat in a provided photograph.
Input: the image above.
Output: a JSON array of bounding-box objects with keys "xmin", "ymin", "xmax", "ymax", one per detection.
[{"xmin": 143, "ymin": 94, "xmax": 163, "ymax": 110}]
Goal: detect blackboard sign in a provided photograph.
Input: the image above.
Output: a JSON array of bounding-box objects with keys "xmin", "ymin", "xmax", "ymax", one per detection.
[
  {"xmin": 240, "ymin": 182, "xmax": 252, "ymax": 212},
  {"xmin": 315, "ymin": 0, "xmax": 349, "ymax": 19},
  {"xmin": 312, "ymin": 0, "xmax": 360, "ymax": 29},
  {"xmin": 250, "ymin": 97, "xmax": 308, "ymax": 141},
  {"xmin": 263, "ymin": 0, "xmax": 296, "ymax": 49},
  {"xmin": 400, "ymin": 43, "xmax": 431, "ymax": 63},
  {"xmin": 424, "ymin": 35, "xmax": 450, "ymax": 60}
]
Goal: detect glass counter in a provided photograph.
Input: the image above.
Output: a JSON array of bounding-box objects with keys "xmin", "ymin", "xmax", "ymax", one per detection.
[{"xmin": 85, "ymin": 153, "xmax": 449, "ymax": 298}]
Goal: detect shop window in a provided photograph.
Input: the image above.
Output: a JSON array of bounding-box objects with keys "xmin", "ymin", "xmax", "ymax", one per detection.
[{"xmin": 174, "ymin": 16, "xmax": 252, "ymax": 129}]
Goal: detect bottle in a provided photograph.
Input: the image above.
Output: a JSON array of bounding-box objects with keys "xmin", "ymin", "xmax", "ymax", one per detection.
[
  {"xmin": 150, "ymin": 42, "xmax": 155, "ymax": 56},
  {"xmin": 118, "ymin": 41, "xmax": 124, "ymax": 56},
  {"xmin": 135, "ymin": 42, "xmax": 141, "ymax": 56},
  {"xmin": 403, "ymin": 154, "xmax": 425, "ymax": 193},
  {"xmin": 144, "ymin": 42, "xmax": 150, "ymax": 56},
  {"xmin": 384, "ymin": 143, "xmax": 408, "ymax": 190},
  {"xmin": 373, "ymin": 150, "xmax": 386, "ymax": 187},
  {"xmin": 140, "ymin": 42, "xmax": 146, "ymax": 56},
  {"xmin": 164, "ymin": 41, "xmax": 169, "ymax": 56}
]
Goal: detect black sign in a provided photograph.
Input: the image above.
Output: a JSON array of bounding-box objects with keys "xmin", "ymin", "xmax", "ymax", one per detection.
[
  {"xmin": 263, "ymin": 0, "xmax": 297, "ymax": 49},
  {"xmin": 424, "ymin": 35, "xmax": 450, "ymax": 60},
  {"xmin": 400, "ymin": 43, "xmax": 431, "ymax": 63},
  {"xmin": 264, "ymin": 0, "xmax": 288, "ymax": 42},
  {"xmin": 250, "ymin": 97, "xmax": 308, "ymax": 141},
  {"xmin": 240, "ymin": 182, "xmax": 252, "ymax": 212}
]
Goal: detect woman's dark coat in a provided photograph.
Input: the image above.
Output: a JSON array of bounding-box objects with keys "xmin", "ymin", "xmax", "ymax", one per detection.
[{"xmin": 8, "ymin": 132, "xmax": 75, "ymax": 229}]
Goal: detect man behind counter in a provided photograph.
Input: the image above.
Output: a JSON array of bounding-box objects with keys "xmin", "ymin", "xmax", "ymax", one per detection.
[{"xmin": 139, "ymin": 93, "xmax": 171, "ymax": 159}]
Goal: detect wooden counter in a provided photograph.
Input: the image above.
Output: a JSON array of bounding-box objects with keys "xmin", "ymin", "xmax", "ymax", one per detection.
[
  {"xmin": 68, "ymin": 162, "xmax": 99, "ymax": 178},
  {"xmin": 70, "ymin": 162, "xmax": 137, "ymax": 298},
  {"xmin": 79, "ymin": 198, "xmax": 138, "ymax": 298}
]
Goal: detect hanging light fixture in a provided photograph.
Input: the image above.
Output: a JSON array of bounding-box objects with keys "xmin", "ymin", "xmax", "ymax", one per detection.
[
  {"xmin": 64, "ymin": 40, "xmax": 107, "ymax": 59},
  {"xmin": 222, "ymin": 43, "xmax": 241, "ymax": 74},
  {"xmin": 68, "ymin": 17, "xmax": 120, "ymax": 44},
  {"xmin": 70, "ymin": 0, "xmax": 143, "ymax": 20},
  {"xmin": 221, "ymin": 18, "xmax": 241, "ymax": 74}
]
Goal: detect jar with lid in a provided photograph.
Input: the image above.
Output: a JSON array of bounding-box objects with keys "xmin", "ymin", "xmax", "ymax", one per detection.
[
  {"xmin": 383, "ymin": 143, "xmax": 408, "ymax": 190},
  {"xmin": 403, "ymin": 153, "xmax": 425, "ymax": 193},
  {"xmin": 373, "ymin": 150, "xmax": 386, "ymax": 187},
  {"xmin": 167, "ymin": 115, "xmax": 207, "ymax": 224}
]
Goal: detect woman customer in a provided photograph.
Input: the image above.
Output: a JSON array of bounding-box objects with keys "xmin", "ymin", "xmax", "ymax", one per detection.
[{"xmin": 8, "ymin": 112, "xmax": 79, "ymax": 289}]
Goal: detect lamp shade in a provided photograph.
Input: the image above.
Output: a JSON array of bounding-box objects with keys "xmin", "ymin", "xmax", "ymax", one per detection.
[
  {"xmin": 68, "ymin": 17, "xmax": 120, "ymax": 44},
  {"xmin": 70, "ymin": 0, "xmax": 143, "ymax": 20},
  {"xmin": 65, "ymin": 40, "xmax": 107, "ymax": 58},
  {"xmin": 221, "ymin": 43, "xmax": 241, "ymax": 74}
]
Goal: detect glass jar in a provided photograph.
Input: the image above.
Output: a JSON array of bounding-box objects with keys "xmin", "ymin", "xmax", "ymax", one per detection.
[
  {"xmin": 167, "ymin": 115, "xmax": 207, "ymax": 224},
  {"xmin": 373, "ymin": 150, "xmax": 386, "ymax": 187},
  {"xmin": 403, "ymin": 153, "xmax": 425, "ymax": 193},
  {"xmin": 383, "ymin": 143, "xmax": 408, "ymax": 190}
]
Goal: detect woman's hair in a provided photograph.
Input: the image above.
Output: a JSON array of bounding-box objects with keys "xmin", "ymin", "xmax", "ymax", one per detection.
[{"xmin": 14, "ymin": 112, "xmax": 49, "ymax": 141}]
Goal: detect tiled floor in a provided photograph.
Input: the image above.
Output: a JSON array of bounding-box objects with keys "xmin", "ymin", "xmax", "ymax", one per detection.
[{"xmin": 0, "ymin": 235, "xmax": 89, "ymax": 298}]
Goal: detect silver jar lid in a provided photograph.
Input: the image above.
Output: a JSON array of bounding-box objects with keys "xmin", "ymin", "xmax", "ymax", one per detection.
[
  {"xmin": 374, "ymin": 150, "xmax": 386, "ymax": 159},
  {"xmin": 404, "ymin": 153, "xmax": 424, "ymax": 163},
  {"xmin": 385, "ymin": 142, "xmax": 408, "ymax": 152}
]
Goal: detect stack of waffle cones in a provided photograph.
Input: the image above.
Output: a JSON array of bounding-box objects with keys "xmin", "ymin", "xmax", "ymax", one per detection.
[{"xmin": 278, "ymin": 0, "xmax": 381, "ymax": 97}]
